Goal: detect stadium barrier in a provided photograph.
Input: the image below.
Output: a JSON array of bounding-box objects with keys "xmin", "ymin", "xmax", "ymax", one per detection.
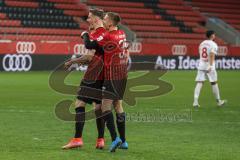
[
  {"xmin": 0, "ymin": 41, "xmax": 240, "ymax": 71},
  {"xmin": 1, "ymin": 54, "xmax": 240, "ymax": 72}
]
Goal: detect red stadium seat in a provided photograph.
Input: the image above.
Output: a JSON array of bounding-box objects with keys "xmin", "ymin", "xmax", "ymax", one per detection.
[
  {"xmin": 64, "ymin": 10, "xmax": 88, "ymax": 17},
  {"xmin": 47, "ymin": 0, "xmax": 79, "ymax": 4},
  {"xmin": 142, "ymin": 38, "xmax": 202, "ymax": 44},
  {"xmin": 158, "ymin": 4, "xmax": 192, "ymax": 11},
  {"xmin": 130, "ymin": 25, "xmax": 180, "ymax": 32},
  {"xmin": 55, "ymin": 3, "xmax": 87, "ymax": 10},
  {"xmin": 189, "ymin": 0, "xmax": 240, "ymax": 31},
  {"xmin": 85, "ymin": 0, "xmax": 225, "ymax": 44},
  {"xmin": 0, "ymin": 0, "xmax": 87, "ymax": 41},
  {"xmin": 123, "ymin": 19, "xmax": 170, "ymax": 26},
  {"xmin": 198, "ymin": 7, "xmax": 240, "ymax": 14},
  {"xmin": 0, "ymin": 20, "xmax": 21, "ymax": 27},
  {"xmin": 4, "ymin": 0, "xmax": 38, "ymax": 8},
  {"xmin": 88, "ymin": 0, "xmax": 145, "ymax": 8},
  {"xmin": 166, "ymin": 10, "xmax": 200, "ymax": 17},
  {"xmin": 0, "ymin": 0, "xmax": 228, "ymax": 44},
  {"xmin": 120, "ymin": 13, "xmax": 160, "ymax": 20},
  {"xmin": 101, "ymin": 6, "xmax": 153, "ymax": 14},
  {"xmin": 175, "ymin": 16, "xmax": 204, "ymax": 23},
  {"xmin": 158, "ymin": 0, "xmax": 184, "ymax": 5},
  {"xmin": 0, "ymin": 34, "xmax": 80, "ymax": 41},
  {"xmin": 137, "ymin": 32, "xmax": 205, "ymax": 39},
  {"xmin": 0, "ymin": 27, "xmax": 82, "ymax": 36},
  {"xmin": 0, "ymin": 13, "xmax": 7, "ymax": 19}
]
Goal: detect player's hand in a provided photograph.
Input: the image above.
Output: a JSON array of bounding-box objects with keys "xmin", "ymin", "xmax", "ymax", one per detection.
[
  {"xmin": 64, "ymin": 60, "xmax": 73, "ymax": 70},
  {"xmin": 207, "ymin": 66, "xmax": 213, "ymax": 73},
  {"xmin": 81, "ymin": 31, "xmax": 88, "ymax": 38}
]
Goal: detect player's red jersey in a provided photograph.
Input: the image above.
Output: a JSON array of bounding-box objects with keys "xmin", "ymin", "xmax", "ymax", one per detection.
[
  {"xmin": 99, "ymin": 29, "xmax": 129, "ymax": 80},
  {"xmin": 82, "ymin": 28, "xmax": 128, "ymax": 99},
  {"xmin": 83, "ymin": 27, "xmax": 107, "ymax": 81}
]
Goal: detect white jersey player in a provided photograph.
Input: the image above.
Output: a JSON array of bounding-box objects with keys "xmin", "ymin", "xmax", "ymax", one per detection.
[{"xmin": 193, "ymin": 30, "xmax": 226, "ymax": 108}]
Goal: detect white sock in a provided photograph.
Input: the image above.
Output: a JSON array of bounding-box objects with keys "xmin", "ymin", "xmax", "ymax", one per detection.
[
  {"xmin": 194, "ymin": 83, "xmax": 203, "ymax": 103},
  {"xmin": 212, "ymin": 84, "xmax": 220, "ymax": 101}
]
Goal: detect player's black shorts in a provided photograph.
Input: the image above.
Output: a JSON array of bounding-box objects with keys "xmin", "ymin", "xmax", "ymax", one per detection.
[
  {"xmin": 77, "ymin": 80, "xmax": 103, "ymax": 104},
  {"xmin": 102, "ymin": 79, "xmax": 127, "ymax": 100}
]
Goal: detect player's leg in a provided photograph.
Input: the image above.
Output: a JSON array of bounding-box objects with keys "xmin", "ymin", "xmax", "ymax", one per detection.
[
  {"xmin": 193, "ymin": 82, "xmax": 203, "ymax": 107},
  {"xmin": 114, "ymin": 100, "xmax": 125, "ymax": 143},
  {"xmin": 101, "ymin": 99, "xmax": 121, "ymax": 152},
  {"xmin": 207, "ymin": 70, "xmax": 226, "ymax": 106},
  {"xmin": 62, "ymin": 99, "xmax": 86, "ymax": 149},
  {"xmin": 93, "ymin": 102, "xmax": 105, "ymax": 149},
  {"xmin": 74, "ymin": 100, "xmax": 86, "ymax": 139},
  {"xmin": 113, "ymin": 100, "xmax": 128, "ymax": 149},
  {"xmin": 112, "ymin": 78, "xmax": 127, "ymax": 143},
  {"xmin": 193, "ymin": 70, "xmax": 206, "ymax": 107}
]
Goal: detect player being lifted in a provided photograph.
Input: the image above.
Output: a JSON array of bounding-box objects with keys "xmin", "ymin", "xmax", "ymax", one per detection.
[
  {"xmin": 193, "ymin": 30, "xmax": 226, "ymax": 108},
  {"xmin": 82, "ymin": 12, "xmax": 129, "ymax": 152}
]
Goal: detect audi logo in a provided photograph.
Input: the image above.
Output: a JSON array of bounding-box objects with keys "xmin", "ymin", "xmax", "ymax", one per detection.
[
  {"xmin": 218, "ymin": 46, "xmax": 228, "ymax": 56},
  {"xmin": 172, "ymin": 45, "xmax": 187, "ymax": 55},
  {"xmin": 129, "ymin": 42, "xmax": 142, "ymax": 53},
  {"xmin": 16, "ymin": 42, "xmax": 36, "ymax": 54},
  {"xmin": 2, "ymin": 54, "xmax": 32, "ymax": 72},
  {"xmin": 74, "ymin": 44, "xmax": 89, "ymax": 55}
]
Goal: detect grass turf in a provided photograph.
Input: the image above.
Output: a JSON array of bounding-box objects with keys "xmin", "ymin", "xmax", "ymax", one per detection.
[{"xmin": 0, "ymin": 70, "xmax": 239, "ymax": 160}]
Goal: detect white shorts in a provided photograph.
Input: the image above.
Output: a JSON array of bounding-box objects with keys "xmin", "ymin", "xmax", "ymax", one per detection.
[{"xmin": 195, "ymin": 70, "xmax": 218, "ymax": 82}]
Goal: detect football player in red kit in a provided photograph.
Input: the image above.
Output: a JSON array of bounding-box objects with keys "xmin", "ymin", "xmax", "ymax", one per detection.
[
  {"xmin": 102, "ymin": 12, "xmax": 129, "ymax": 150},
  {"xmin": 62, "ymin": 9, "xmax": 106, "ymax": 150}
]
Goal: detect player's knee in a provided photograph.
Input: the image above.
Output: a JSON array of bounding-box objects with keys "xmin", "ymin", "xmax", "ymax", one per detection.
[
  {"xmin": 93, "ymin": 103, "xmax": 101, "ymax": 111},
  {"xmin": 101, "ymin": 99, "xmax": 113, "ymax": 112},
  {"xmin": 101, "ymin": 106, "xmax": 112, "ymax": 112},
  {"xmin": 114, "ymin": 106, "xmax": 124, "ymax": 114},
  {"xmin": 113, "ymin": 100, "xmax": 124, "ymax": 113},
  {"xmin": 102, "ymin": 104, "xmax": 112, "ymax": 112},
  {"xmin": 211, "ymin": 82, "xmax": 217, "ymax": 85},
  {"xmin": 196, "ymin": 81, "xmax": 204, "ymax": 84},
  {"xmin": 75, "ymin": 99, "xmax": 86, "ymax": 108}
]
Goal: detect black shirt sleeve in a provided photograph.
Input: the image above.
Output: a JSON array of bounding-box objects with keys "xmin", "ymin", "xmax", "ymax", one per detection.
[{"xmin": 82, "ymin": 33, "xmax": 99, "ymax": 49}]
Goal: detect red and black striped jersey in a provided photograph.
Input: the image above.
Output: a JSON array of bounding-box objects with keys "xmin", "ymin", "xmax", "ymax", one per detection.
[
  {"xmin": 101, "ymin": 29, "xmax": 128, "ymax": 80},
  {"xmin": 83, "ymin": 27, "xmax": 106, "ymax": 81}
]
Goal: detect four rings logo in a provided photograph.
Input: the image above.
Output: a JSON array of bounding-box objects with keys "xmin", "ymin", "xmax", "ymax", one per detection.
[
  {"xmin": 218, "ymin": 46, "xmax": 228, "ymax": 56},
  {"xmin": 2, "ymin": 54, "xmax": 32, "ymax": 72},
  {"xmin": 172, "ymin": 45, "xmax": 187, "ymax": 55},
  {"xmin": 16, "ymin": 42, "xmax": 36, "ymax": 54},
  {"xmin": 129, "ymin": 42, "xmax": 142, "ymax": 53},
  {"xmin": 74, "ymin": 44, "xmax": 89, "ymax": 55}
]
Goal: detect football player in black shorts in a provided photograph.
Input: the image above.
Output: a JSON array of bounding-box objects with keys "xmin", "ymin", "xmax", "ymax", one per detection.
[{"xmin": 62, "ymin": 9, "xmax": 105, "ymax": 150}]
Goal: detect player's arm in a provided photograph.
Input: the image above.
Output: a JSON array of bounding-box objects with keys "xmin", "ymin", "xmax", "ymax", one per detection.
[
  {"xmin": 209, "ymin": 52, "xmax": 215, "ymax": 66},
  {"xmin": 208, "ymin": 49, "xmax": 216, "ymax": 72},
  {"xmin": 207, "ymin": 52, "xmax": 215, "ymax": 72},
  {"xmin": 81, "ymin": 32, "xmax": 99, "ymax": 49},
  {"xmin": 64, "ymin": 54, "xmax": 93, "ymax": 69},
  {"xmin": 123, "ymin": 39, "xmax": 131, "ymax": 58},
  {"xmin": 72, "ymin": 55, "xmax": 93, "ymax": 64},
  {"xmin": 208, "ymin": 45, "xmax": 217, "ymax": 72}
]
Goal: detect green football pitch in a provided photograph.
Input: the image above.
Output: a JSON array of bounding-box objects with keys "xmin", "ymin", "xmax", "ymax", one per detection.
[{"xmin": 0, "ymin": 71, "xmax": 239, "ymax": 160}]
